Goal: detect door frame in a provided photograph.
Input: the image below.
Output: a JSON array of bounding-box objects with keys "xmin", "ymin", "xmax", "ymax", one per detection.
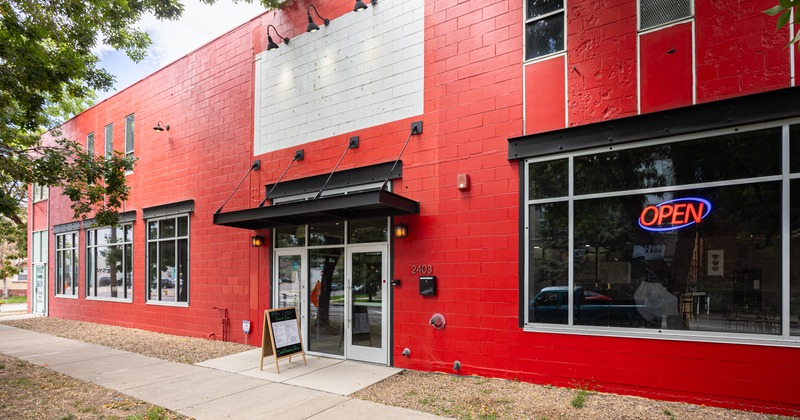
[
  {"xmin": 273, "ymin": 249, "xmax": 308, "ymax": 346},
  {"xmin": 345, "ymin": 244, "xmax": 389, "ymax": 364}
]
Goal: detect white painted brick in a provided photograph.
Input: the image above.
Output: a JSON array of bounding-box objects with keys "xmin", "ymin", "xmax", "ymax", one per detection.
[{"xmin": 254, "ymin": 0, "xmax": 424, "ymax": 156}]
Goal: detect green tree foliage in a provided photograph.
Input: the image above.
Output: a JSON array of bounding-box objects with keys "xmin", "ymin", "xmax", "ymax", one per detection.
[{"xmin": 764, "ymin": 0, "xmax": 800, "ymax": 49}]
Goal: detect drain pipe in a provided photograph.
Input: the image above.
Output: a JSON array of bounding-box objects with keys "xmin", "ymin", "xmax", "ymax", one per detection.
[{"xmin": 212, "ymin": 307, "xmax": 230, "ymax": 341}]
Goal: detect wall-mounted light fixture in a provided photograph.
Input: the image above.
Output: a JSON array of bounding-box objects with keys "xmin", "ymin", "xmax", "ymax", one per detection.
[
  {"xmin": 266, "ymin": 24, "xmax": 290, "ymax": 51},
  {"xmin": 394, "ymin": 223, "xmax": 408, "ymax": 239},
  {"xmin": 306, "ymin": 4, "xmax": 330, "ymax": 33},
  {"xmin": 354, "ymin": 0, "xmax": 377, "ymax": 12},
  {"xmin": 251, "ymin": 235, "xmax": 264, "ymax": 247},
  {"xmin": 153, "ymin": 121, "xmax": 169, "ymax": 132}
]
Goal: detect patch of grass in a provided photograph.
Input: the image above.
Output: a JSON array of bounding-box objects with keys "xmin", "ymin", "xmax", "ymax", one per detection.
[
  {"xmin": 59, "ymin": 414, "xmax": 75, "ymax": 420},
  {"xmin": 419, "ymin": 397, "xmax": 434, "ymax": 406},
  {"xmin": 405, "ymin": 390, "xmax": 418, "ymax": 397},
  {"xmin": 571, "ymin": 389, "xmax": 588, "ymax": 409},
  {"xmin": 126, "ymin": 406, "xmax": 172, "ymax": 420},
  {"xmin": 663, "ymin": 408, "xmax": 676, "ymax": 419},
  {"xmin": 1, "ymin": 296, "xmax": 26, "ymax": 304}
]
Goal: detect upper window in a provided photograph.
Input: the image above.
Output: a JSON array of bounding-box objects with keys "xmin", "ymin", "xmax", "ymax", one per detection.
[
  {"xmin": 104, "ymin": 123, "xmax": 113, "ymax": 159},
  {"xmin": 31, "ymin": 184, "xmax": 48, "ymax": 202},
  {"xmin": 87, "ymin": 132, "xmax": 95, "ymax": 155},
  {"xmin": 640, "ymin": 0, "xmax": 693, "ymax": 31},
  {"xmin": 147, "ymin": 215, "xmax": 190, "ymax": 304},
  {"xmin": 56, "ymin": 232, "xmax": 78, "ymax": 297},
  {"xmin": 525, "ymin": 0, "xmax": 565, "ymax": 60},
  {"xmin": 124, "ymin": 114, "xmax": 134, "ymax": 170},
  {"xmin": 525, "ymin": 123, "xmax": 799, "ymax": 342},
  {"xmin": 86, "ymin": 224, "xmax": 133, "ymax": 300}
]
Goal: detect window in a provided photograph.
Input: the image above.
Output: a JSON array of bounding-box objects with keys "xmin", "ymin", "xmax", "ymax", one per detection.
[
  {"xmin": 86, "ymin": 224, "xmax": 133, "ymax": 300},
  {"xmin": 56, "ymin": 232, "xmax": 78, "ymax": 296},
  {"xmin": 640, "ymin": 0, "xmax": 693, "ymax": 31},
  {"xmin": 525, "ymin": 122, "xmax": 800, "ymax": 341},
  {"xmin": 31, "ymin": 184, "xmax": 48, "ymax": 202},
  {"xmin": 124, "ymin": 114, "xmax": 134, "ymax": 174},
  {"xmin": 104, "ymin": 123, "xmax": 113, "ymax": 159},
  {"xmin": 525, "ymin": 0, "xmax": 565, "ymax": 60},
  {"xmin": 147, "ymin": 215, "xmax": 189, "ymax": 304},
  {"xmin": 87, "ymin": 132, "xmax": 94, "ymax": 154}
]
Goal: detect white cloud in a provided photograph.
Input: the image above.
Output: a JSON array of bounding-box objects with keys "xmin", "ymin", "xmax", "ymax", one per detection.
[{"xmin": 96, "ymin": 0, "xmax": 266, "ymax": 101}]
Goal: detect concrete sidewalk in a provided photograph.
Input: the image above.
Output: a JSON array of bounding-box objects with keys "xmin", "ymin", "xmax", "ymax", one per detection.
[{"xmin": 0, "ymin": 322, "xmax": 445, "ymax": 419}]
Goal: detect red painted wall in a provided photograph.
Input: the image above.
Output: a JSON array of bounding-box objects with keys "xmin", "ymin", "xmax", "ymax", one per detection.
[
  {"xmin": 640, "ymin": 22, "xmax": 694, "ymax": 113},
  {"xmin": 525, "ymin": 56, "xmax": 566, "ymax": 134},
  {"xmin": 33, "ymin": 0, "xmax": 800, "ymax": 416}
]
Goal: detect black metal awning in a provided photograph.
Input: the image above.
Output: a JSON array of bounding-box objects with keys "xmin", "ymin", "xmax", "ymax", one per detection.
[{"xmin": 213, "ymin": 189, "xmax": 419, "ymax": 230}]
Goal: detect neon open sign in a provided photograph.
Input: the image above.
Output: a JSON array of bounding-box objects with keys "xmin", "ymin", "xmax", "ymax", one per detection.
[{"xmin": 638, "ymin": 198, "xmax": 712, "ymax": 232}]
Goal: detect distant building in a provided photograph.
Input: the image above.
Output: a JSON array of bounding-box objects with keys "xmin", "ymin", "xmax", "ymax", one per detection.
[{"xmin": 29, "ymin": 0, "xmax": 800, "ymax": 416}]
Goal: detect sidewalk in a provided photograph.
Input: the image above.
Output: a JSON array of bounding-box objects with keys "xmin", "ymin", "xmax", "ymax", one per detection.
[{"xmin": 0, "ymin": 321, "xmax": 446, "ymax": 419}]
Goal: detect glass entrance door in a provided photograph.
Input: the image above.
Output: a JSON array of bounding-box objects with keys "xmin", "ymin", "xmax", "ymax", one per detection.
[
  {"xmin": 32, "ymin": 263, "xmax": 47, "ymax": 315},
  {"xmin": 346, "ymin": 245, "xmax": 388, "ymax": 364}
]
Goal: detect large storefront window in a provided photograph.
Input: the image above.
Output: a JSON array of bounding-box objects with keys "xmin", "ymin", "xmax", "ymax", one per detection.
[
  {"xmin": 147, "ymin": 215, "xmax": 189, "ymax": 304},
  {"xmin": 526, "ymin": 123, "xmax": 798, "ymax": 341},
  {"xmin": 87, "ymin": 224, "xmax": 133, "ymax": 300},
  {"xmin": 56, "ymin": 232, "xmax": 78, "ymax": 296}
]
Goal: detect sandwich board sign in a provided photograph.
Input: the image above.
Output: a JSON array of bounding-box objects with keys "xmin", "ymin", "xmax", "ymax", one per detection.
[{"xmin": 260, "ymin": 307, "xmax": 307, "ymax": 373}]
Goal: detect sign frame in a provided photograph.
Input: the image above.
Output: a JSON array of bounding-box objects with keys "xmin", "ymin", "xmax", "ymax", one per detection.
[{"xmin": 260, "ymin": 306, "xmax": 307, "ymax": 373}]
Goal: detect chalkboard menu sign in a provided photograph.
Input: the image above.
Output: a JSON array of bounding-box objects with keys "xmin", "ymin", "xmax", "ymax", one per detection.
[{"xmin": 260, "ymin": 307, "xmax": 307, "ymax": 373}]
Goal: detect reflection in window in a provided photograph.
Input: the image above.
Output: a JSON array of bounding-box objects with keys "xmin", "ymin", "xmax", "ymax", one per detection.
[
  {"xmin": 524, "ymin": 123, "xmax": 796, "ymax": 340},
  {"xmin": 309, "ymin": 222, "xmax": 345, "ymax": 246},
  {"xmin": 348, "ymin": 218, "xmax": 388, "ymax": 244},
  {"xmin": 147, "ymin": 215, "xmax": 189, "ymax": 303},
  {"xmin": 276, "ymin": 225, "xmax": 306, "ymax": 248},
  {"xmin": 56, "ymin": 232, "xmax": 78, "ymax": 296},
  {"xmin": 525, "ymin": 0, "xmax": 564, "ymax": 60},
  {"xmin": 86, "ymin": 224, "xmax": 133, "ymax": 300},
  {"xmin": 308, "ymin": 248, "xmax": 344, "ymax": 355}
]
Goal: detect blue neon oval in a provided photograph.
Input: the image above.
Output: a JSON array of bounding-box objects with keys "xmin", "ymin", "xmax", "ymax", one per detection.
[{"xmin": 638, "ymin": 197, "xmax": 712, "ymax": 232}]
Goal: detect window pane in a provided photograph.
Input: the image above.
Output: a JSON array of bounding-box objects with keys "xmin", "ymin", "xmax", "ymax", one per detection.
[
  {"xmin": 104, "ymin": 124, "xmax": 113, "ymax": 158},
  {"xmin": 148, "ymin": 242, "xmax": 158, "ymax": 300},
  {"xmin": 124, "ymin": 243, "xmax": 133, "ymax": 299},
  {"xmin": 529, "ymin": 159, "xmax": 568, "ymax": 200},
  {"xmin": 574, "ymin": 128, "xmax": 782, "ymax": 195},
  {"xmin": 125, "ymin": 114, "xmax": 134, "ymax": 154},
  {"xmin": 525, "ymin": 13, "xmax": 564, "ymax": 60},
  {"xmin": 528, "ymin": 202, "xmax": 569, "ymax": 324},
  {"xmin": 87, "ymin": 133, "xmax": 94, "ymax": 154},
  {"xmin": 308, "ymin": 248, "xmax": 345, "ymax": 356},
  {"xmin": 640, "ymin": 0, "xmax": 692, "ymax": 30},
  {"xmin": 349, "ymin": 218, "xmax": 388, "ymax": 244},
  {"xmin": 148, "ymin": 221, "xmax": 158, "ymax": 240},
  {"xmin": 159, "ymin": 241, "xmax": 176, "ymax": 302},
  {"xmin": 309, "ymin": 222, "xmax": 345, "ymax": 246},
  {"xmin": 177, "ymin": 239, "xmax": 188, "ymax": 302},
  {"xmin": 791, "ymin": 124, "xmax": 800, "ymax": 174},
  {"xmin": 572, "ymin": 183, "xmax": 782, "ymax": 334},
  {"xmin": 177, "ymin": 216, "xmax": 188, "ymax": 237},
  {"xmin": 276, "ymin": 225, "xmax": 306, "ymax": 248},
  {"xmin": 792, "ymin": 179, "xmax": 800, "ymax": 336},
  {"xmin": 527, "ymin": 0, "xmax": 563, "ymax": 19},
  {"xmin": 159, "ymin": 219, "xmax": 176, "ymax": 239}
]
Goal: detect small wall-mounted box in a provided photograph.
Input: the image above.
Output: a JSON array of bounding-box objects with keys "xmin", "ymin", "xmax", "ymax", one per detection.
[{"xmin": 419, "ymin": 276, "xmax": 436, "ymax": 296}]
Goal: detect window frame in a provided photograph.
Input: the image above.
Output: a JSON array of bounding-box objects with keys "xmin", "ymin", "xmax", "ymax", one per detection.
[
  {"xmin": 522, "ymin": 118, "xmax": 800, "ymax": 346},
  {"xmin": 86, "ymin": 223, "xmax": 134, "ymax": 302},
  {"xmin": 31, "ymin": 184, "xmax": 48, "ymax": 203},
  {"xmin": 145, "ymin": 214, "xmax": 190, "ymax": 306},
  {"xmin": 55, "ymin": 231, "xmax": 79, "ymax": 298},
  {"xmin": 124, "ymin": 114, "xmax": 134, "ymax": 174},
  {"xmin": 524, "ymin": 0, "xmax": 567, "ymax": 62},
  {"xmin": 104, "ymin": 123, "xmax": 113, "ymax": 159}
]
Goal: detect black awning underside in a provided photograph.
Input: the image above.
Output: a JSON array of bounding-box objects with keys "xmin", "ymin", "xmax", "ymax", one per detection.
[{"xmin": 213, "ymin": 189, "xmax": 419, "ymax": 230}]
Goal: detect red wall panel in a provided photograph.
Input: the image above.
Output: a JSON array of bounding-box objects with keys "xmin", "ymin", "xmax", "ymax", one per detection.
[
  {"xmin": 640, "ymin": 22, "xmax": 694, "ymax": 113},
  {"xmin": 524, "ymin": 57, "xmax": 566, "ymax": 134}
]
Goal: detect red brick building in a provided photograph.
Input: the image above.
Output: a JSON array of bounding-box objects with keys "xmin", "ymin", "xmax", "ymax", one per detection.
[{"xmin": 29, "ymin": 0, "xmax": 800, "ymax": 415}]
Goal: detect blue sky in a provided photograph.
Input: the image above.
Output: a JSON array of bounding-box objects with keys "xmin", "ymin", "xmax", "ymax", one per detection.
[{"xmin": 95, "ymin": 0, "xmax": 267, "ymax": 101}]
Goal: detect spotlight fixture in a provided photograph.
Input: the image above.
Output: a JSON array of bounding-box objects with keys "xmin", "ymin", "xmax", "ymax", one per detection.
[
  {"xmin": 354, "ymin": 0, "xmax": 377, "ymax": 12},
  {"xmin": 266, "ymin": 24, "xmax": 290, "ymax": 51},
  {"xmin": 306, "ymin": 4, "xmax": 330, "ymax": 33},
  {"xmin": 153, "ymin": 121, "xmax": 169, "ymax": 132},
  {"xmin": 251, "ymin": 235, "xmax": 264, "ymax": 247}
]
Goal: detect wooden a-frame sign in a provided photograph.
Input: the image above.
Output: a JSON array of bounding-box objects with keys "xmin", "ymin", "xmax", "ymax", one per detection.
[{"xmin": 260, "ymin": 307, "xmax": 307, "ymax": 373}]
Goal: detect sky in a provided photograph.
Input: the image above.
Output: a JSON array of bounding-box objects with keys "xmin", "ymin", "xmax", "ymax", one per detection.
[{"xmin": 95, "ymin": 0, "xmax": 267, "ymax": 102}]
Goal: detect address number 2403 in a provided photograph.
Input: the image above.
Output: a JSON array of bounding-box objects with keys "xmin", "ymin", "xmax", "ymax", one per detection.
[{"xmin": 411, "ymin": 264, "xmax": 433, "ymax": 274}]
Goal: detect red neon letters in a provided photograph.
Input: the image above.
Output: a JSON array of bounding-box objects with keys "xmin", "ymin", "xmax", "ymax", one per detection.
[{"xmin": 638, "ymin": 198, "xmax": 712, "ymax": 232}]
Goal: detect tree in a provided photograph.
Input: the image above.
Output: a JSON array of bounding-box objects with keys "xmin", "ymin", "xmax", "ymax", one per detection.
[
  {"xmin": 764, "ymin": 1, "xmax": 800, "ymax": 49},
  {"xmin": 1, "ymin": 0, "xmax": 295, "ymax": 279}
]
